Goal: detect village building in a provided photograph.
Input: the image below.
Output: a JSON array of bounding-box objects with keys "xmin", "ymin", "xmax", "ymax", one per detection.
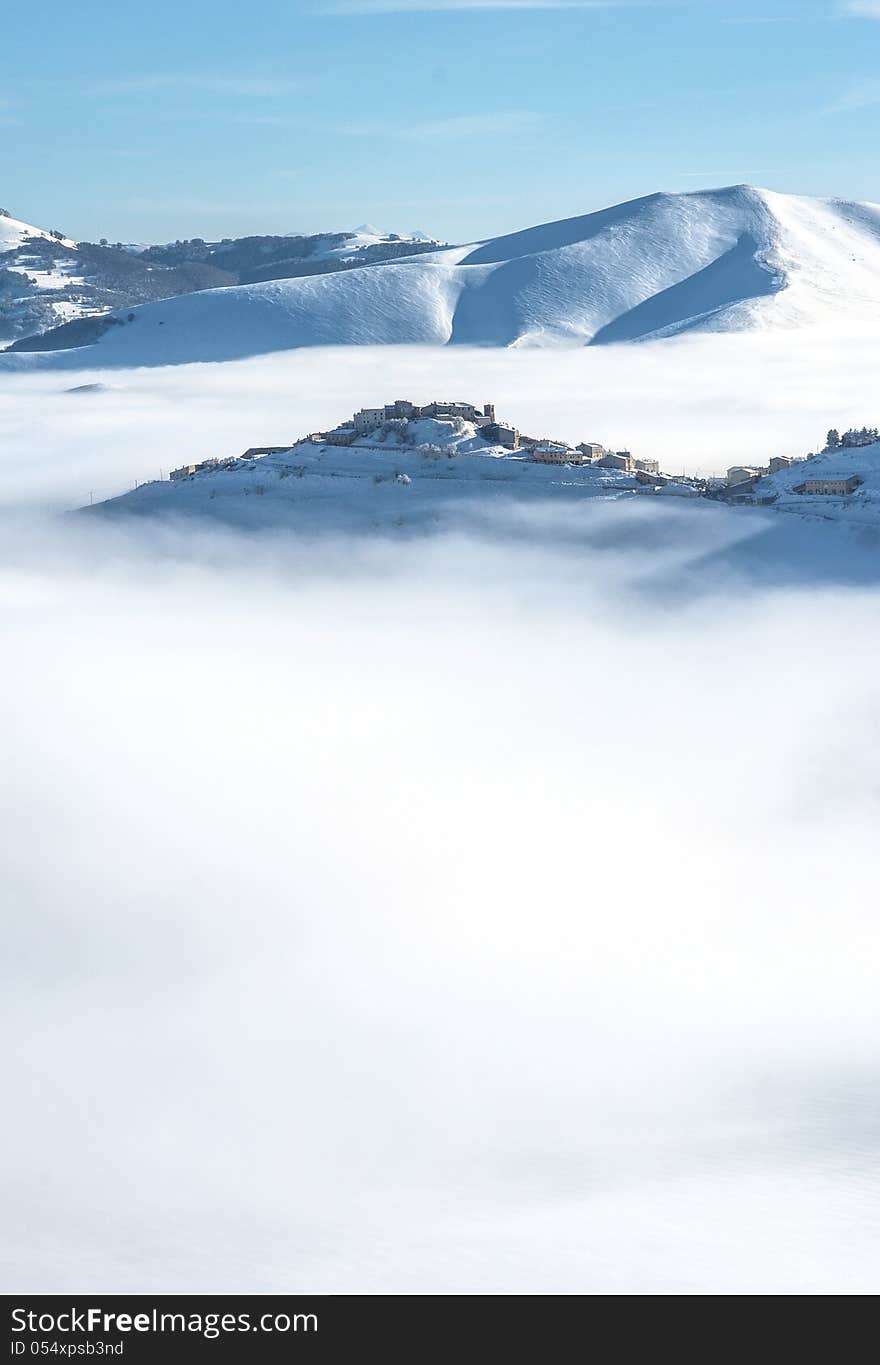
[
  {"xmin": 419, "ymin": 400, "xmax": 494, "ymax": 422},
  {"xmin": 634, "ymin": 458, "xmax": 660, "ymax": 474},
  {"xmin": 351, "ymin": 398, "xmax": 499, "ymax": 435},
  {"xmin": 576, "ymin": 442, "xmax": 605, "ymax": 462},
  {"xmin": 385, "ymin": 399, "xmax": 418, "ymax": 419},
  {"xmin": 169, "ymin": 458, "xmax": 220, "ymax": 481},
  {"xmin": 727, "ymin": 465, "xmax": 764, "ymax": 486},
  {"xmin": 769, "ymin": 455, "xmax": 798, "ymax": 475},
  {"xmin": 653, "ymin": 482, "xmax": 702, "ymax": 498},
  {"xmin": 481, "ymin": 421, "xmax": 520, "ymax": 450},
  {"xmin": 533, "ymin": 443, "xmax": 576, "ymax": 465},
  {"xmin": 597, "ymin": 451, "xmax": 634, "ymax": 472},
  {"xmin": 724, "ymin": 475, "xmax": 761, "ymax": 500},
  {"xmin": 802, "ymin": 476, "xmax": 861, "ymax": 496},
  {"xmin": 353, "ymin": 407, "xmax": 386, "ymax": 435}
]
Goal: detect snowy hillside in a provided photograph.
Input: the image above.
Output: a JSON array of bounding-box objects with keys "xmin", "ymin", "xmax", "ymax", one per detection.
[
  {"xmin": 0, "ymin": 210, "xmax": 84, "ymax": 345},
  {"xmin": 8, "ymin": 186, "xmax": 880, "ymax": 367},
  {"xmin": 86, "ymin": 398, "xmax": 880, "ymax": 588},
  {"xmin": 87, "ymin": 413, "xmax": 880, "ymax": 593},
  {"xmin": 91, "ymin": 416, "xmax": 639, "ymax": 530},
  {"xmin": 0, "ymin": 211, "xmax": 75, "ymax": 253},
  {"xmin": 0, "ymin": 208, "xmax": 236, "ymax": 347},
  {"xmin": 132, "ymin": 227, "xmax": 442, "ymax": 286},
  {"xmin": 752, "ymin": 438, "xmax": 880, "ymax": 529},
  {"xmin": 0, "ymin": 209, "xmax": 441, "ymax": 349}
]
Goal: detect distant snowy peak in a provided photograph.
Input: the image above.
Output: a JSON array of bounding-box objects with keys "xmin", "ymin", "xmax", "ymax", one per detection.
[
  {"xmin": 6, "ymin": 185, "xmax": 880, "ymax": 365},
  {"xmin": 316, "ymin": 228, "xmax": 444, "ymax": 260}
]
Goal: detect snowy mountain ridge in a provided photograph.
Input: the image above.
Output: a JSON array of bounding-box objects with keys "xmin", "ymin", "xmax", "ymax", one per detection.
[{"xmin": 4, "ymin": 185, "xmax": 880, "ymax": 366}]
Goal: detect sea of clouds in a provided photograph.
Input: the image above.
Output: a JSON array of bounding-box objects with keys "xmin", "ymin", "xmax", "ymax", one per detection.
[
  {"xmin": 2, "ymin": 336, "xmax": 880, "ymax": 1293},
  {"xmin": 2, "ymin": 325, "xmax": 880, "ymax": 508}
]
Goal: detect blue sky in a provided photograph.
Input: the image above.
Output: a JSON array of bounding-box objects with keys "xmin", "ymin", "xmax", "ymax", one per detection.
[{"xmin": 1, "ymin": 0, "xmax": 878, "ymax": 243}]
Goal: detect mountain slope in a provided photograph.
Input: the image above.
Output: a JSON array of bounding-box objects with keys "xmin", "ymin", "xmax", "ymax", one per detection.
[
  {"xmin": 0, "ymin": 209, "xmax": 441, "ymax": 348},
  {"xmin": 5, "ymin": 186, "xmax": 880, "ymax": 366},
  {"xmin": 0, "ymin": 210, "xmax": 76, "ymax": 253},
  {"xmin": 0, "ymin": 209, "xmax": 235, "ymax": 347},
  {"xmin": 89, "ymin": 418, "xmax": 641, "ymax": 532}
]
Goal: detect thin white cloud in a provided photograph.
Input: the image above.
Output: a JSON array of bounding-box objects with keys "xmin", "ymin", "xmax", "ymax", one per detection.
[
  {"xmin": 336, "ymin": 110, "xmax": 543, "ymax": 142},
  {"xmin": 842, "ymin": 1, "xmax": 880, "ymax": 15},
  {"xmin": 404, "ymin": 111, "xmax": 544, "ymax": 141},
  {"xmin": 827, "ymin": 78, "xmax": 880, "ymax": 111},
  {"xmin": 722, "ymin": 13, "xmax": 811, "ymax": 22},
  {"xmin": 0, "ymin": 97, "xmax": 23, "ymax": 125},
  {"xmin": 323, "ymin": 0, "xmax": 620, "ymax": 12},
  {"xmin": 222, "ymin": 112, "xmax": 300, "ymax": 126},
  {"xmin": 93, "ymin": 74, "xmax": 298, "ymax": 97}
]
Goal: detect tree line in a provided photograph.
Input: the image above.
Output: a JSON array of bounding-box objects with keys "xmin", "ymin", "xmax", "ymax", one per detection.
[{"xmin": 825, "ymin": 426, "xmax": 879, "ymax": 451}]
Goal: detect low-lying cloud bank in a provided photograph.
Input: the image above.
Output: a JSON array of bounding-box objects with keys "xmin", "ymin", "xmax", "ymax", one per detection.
[
  {"xmin": 2, "ymin": 326, "xmax": 879, "ymax": 508},
  {"xmin": 3, "ymin": 513, "xmax": 880, "ymax": 1292}
]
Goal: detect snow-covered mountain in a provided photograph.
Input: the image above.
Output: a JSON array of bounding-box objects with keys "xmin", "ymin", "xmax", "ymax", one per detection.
[
  {"xmin": 6, "ymin": 186, "xmax": 880, "ymax": 366},
  {"xmin": 0, "ymin": 209, "xmax": 441, "ymax": 349}
]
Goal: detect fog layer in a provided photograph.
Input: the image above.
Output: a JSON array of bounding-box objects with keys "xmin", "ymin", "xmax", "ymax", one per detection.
[
  {"xmin": 3, "ymin": 516, "xmax": 880, "ymax": 1293},
  {"xmin": 2, "ymin": 325, "xmax": 880, "ymax": 508}
]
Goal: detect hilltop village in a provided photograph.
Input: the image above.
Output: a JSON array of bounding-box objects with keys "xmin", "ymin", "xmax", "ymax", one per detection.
[
  {"xmin": 310, "ymin": 399, "xmax": 664, "ymax": 477},
  {"xmin": 169, "ymin": 397, "xmax": 673, "ymax": 486},
  {"xmin": 154, "ymin": 403, "xmax": 880, "ymax": 525}
]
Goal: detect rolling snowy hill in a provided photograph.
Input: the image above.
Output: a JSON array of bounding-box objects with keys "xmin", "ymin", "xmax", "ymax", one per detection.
[
  {"xmin": 88, "ymin": 416, "xmax": 880, "ymax": 593},
  {"xmin": 0, "ymin": 209, "xmax": 440, "ymax": 349},
  {"xmin": 6, "ymin": 186, "xmax": 880, "ymax": 367},
  {"xmin": 0, "ymin": 211, "xmax": 76, "ymax": 253},
  {"xmin": 750, "ymin": 437, "xmax": 880, "ymax": 528},
  {"xmin": 92, "ymin": 416, "xmax": 640, "ymax": 531},
  {"xmin": 0, "ymin": 209, "xmax": 235, "ymax": 347}
]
